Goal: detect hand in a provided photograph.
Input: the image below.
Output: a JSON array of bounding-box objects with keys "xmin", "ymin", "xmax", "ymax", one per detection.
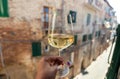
[{"xmin": 35, "ymin": 56, "xmax": 64, "ymax": 79}]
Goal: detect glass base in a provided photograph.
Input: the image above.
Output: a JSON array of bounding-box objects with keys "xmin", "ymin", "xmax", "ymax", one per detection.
[{"xmin": 57, "ymin": 66, "xmax": 69, "ymax": 78}]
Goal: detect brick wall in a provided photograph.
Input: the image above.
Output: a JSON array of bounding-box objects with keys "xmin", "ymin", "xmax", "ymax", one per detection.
[
  {"xmin": 0, "ymin": 0, "xmax": 62, "ymax": 79},
  {"xmin": 0, "ymin": 0, "xmax": 108, "ymax": 79}
]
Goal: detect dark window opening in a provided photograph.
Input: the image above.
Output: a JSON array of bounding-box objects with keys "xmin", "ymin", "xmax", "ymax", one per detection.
[
  {"xmin": 82, "ymin": 35, "xmax": 87, "ymax": 42},
  {"xmin": 45, "ymin": 45, "xmax": 49, "ymax": 52},
  {"xmin": 45, "ymin": 30, "xmax": 48, "ymax": 35}
]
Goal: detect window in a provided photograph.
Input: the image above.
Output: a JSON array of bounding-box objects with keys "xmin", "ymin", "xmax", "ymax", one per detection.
[
  {"xmin": 68, "ymin": 10, "xmax": 77, "ymax": 24},
  {"xmin": 32, "ymin": 42, "xmax": 41, "ymax": 57},
  {"xmin": 43, "ymin": 6, "xmax": 49, "ymax": 29},
  {"xmin": 98, "ymin": 31, "xmax": 101, "ymax": 37},
  {"xmin": 95, "ymin": 31, "xmax": 98, "ymax": 37},
  {"xmin": 0, "ymin": 0, "xmax": 9, "ymax": 17},
  {"xmin": 44, "ymin": 7, "xmax": 49, "ymax": 13},
  {"xmin": 88, "ymin": 34, "xmax": 92, "ymax": 40},
  {"xmin": 82, "ymin": 34, "xmax": 87, "ymax": 42},
  {"xmin": 86, "ymin": 13, "xmax": 91, "ymax": 26},
  {"xmin": 95, "ymin": 31, "xmax": 101, "ymax": 37},
  {"xmin": 73, "ymin": 35, "xmax": 77, "ymax": 45},
  {"xmin": 45, "ymin": 45, "xmax": 49, "ymax": 52},
  {"xmin": 88, "ymin": 0, "xmax": 93, "ymax": 4}
]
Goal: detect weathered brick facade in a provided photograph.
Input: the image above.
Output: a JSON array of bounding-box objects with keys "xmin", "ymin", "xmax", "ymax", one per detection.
[{"xmin": 0, "ymin": 0, "xmax": 110, "ymax": 79}]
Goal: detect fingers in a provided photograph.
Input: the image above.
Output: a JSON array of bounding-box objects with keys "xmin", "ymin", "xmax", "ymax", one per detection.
[
  {"xmin": 54, "ymin": 57, "xmax": 64, "ymax": 65},
  {"xmin": 44, "ymin": 56, "xmax": 64, "ymax": 66}
]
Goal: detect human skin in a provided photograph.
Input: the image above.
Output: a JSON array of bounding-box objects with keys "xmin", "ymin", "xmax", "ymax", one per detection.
[{"xmin": 35, "ymin": 56, "xmax": 64, "ymax": 79}]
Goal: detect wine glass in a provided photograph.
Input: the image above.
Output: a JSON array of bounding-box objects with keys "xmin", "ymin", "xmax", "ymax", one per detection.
[{"xmin": 47, "ymin": 9, "xmax": 74, "ymax": 78}]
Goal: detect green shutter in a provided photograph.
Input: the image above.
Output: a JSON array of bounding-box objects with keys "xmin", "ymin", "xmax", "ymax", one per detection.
[
  {"xmin": 95, "ymin": 31, "xmax": 98, "ymax": 37},
  {"xmin": 68, "ymin": 10, "xmax": 77, "ymax": 23},
  {"xmin": 86, "ymin": 14, "xmax": 91, "ymax": 26},
  {"xmin": 0, "ymin": 74, "xmax": 7, "ymax": 79},
  {"xmin": 73, "ymin": 35, "xmax": 77, "ymax": 45},
  {"xmin": 88, "ymin": 34, "xmax": 92, "ymax": 40},
  {"xmin": 82, "ymin": 34, "xmax": 87, "ymax": 42},
  {"xmin": 98, "ymin": 31, "xmax": 101, "ymax": 37},
  {"xmin": 0, "ymin": 0, "xmax": 9, "ymax": 17},
  {"xmin": 95, "ymin": 31, "xmax": 101, "ymax": 37},
  {"xmin": 32, "ymin": 42, "xmax": 41, "ymax": 57}
]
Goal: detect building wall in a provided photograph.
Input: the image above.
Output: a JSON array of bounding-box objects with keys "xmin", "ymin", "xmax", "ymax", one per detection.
[
  {"xmin": 0, "ymin": 0, "xmax": 62, "ymax": 79},
  {"xmin": 0, "ymin": 0, "xmax": 111, "ymax": 79},
  {"xmin": 9, "ymin": 0, "xmax": 62, "ymax": 20}
]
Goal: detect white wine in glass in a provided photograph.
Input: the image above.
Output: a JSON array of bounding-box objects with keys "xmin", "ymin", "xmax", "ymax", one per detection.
[
  {"xmin": 48, "ymin": 9, "xmax": 74, "ymax": 78},
  {"xmin": 48, "ymin": 34, "xmax": 74, "ymax": 49}
]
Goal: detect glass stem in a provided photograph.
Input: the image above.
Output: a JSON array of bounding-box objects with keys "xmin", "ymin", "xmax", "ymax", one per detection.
[{"xmin": 58, "ymin": 49, "xmax": 62, "ymax": 56}]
